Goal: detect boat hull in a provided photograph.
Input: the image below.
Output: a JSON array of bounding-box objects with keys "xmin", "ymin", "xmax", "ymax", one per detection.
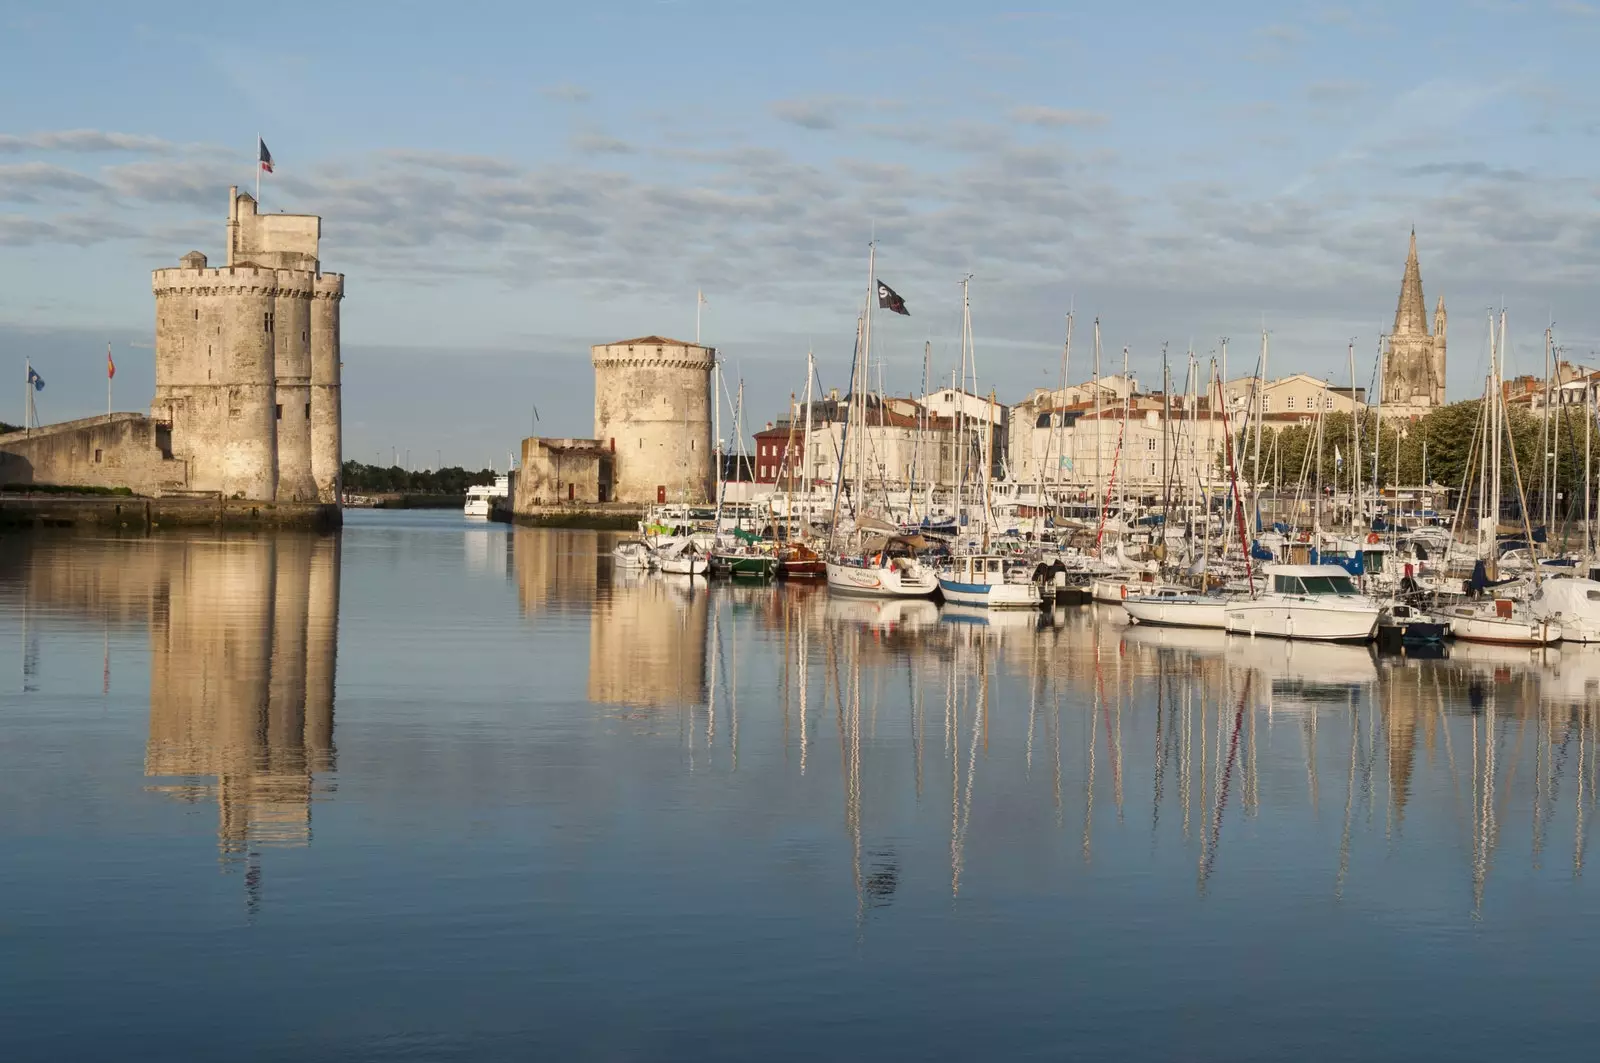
[
  {"xmin": 826, "ymin": 560, "xmax": 939, "ymax": 599},
  {"xmin": 937, "ymin": 578, "xmax": 1042, "ymax": 609},
  {"xmin": 713, "ymin": 553, "xmax": 778, "ymax": 579},
  {"xmin": 781, "ymin": 558, "xmax": 827, "ymax": 579},
  {"xmin": 659, "ymin": 556, "xmax": 708, "ymax": 576},
  {"xmin": 1223, "ymin": 601, "xmax": 1379, "ymax": 642},
  {"xmin": 1448, "ymin": 610, "xmax": 1560, "ymax": 645},
  {"xmin": 1122, "ymin": 596, "xmax": 1228, "ymax": 629}
]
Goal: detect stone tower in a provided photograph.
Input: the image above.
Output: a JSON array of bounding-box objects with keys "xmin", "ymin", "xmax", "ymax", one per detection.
[
  {"xmin": 592, "ymin": 335, "xmax": 713, "ymax": 504},
  {"xmin": 1382, "ymin": 229, "xmax": 1447, "ymax": 415},
  {"xmin": 151, "ymin": 188, "xmax": 344, "ymax": 502}
]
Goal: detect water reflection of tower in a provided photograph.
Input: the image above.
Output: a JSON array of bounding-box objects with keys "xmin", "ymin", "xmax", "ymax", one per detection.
[
  {"xmin": 589, "ymin": 575, "xmax": 708, "ymax": 707},
  {"xmin": 144, "ymin": 536, "xmax": 339, "ymax": 863},
  {"xmin": 513, "ymin": 528, "xmax": 599, "ymax": 615}
]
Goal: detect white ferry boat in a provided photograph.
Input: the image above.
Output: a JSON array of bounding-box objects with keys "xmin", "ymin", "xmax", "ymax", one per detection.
[{"xmin": 464, "ymin": 474, "xmax": 510, "ymax": 519}]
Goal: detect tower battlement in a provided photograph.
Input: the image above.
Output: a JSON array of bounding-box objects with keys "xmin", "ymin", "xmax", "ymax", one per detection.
[
  {"xmin": 591, "ymin": 335, "xmax": 713, "ymax": 504},
  {"xmin": 150, "ymin": 188, "xmax": 344, "ymax": 503}
]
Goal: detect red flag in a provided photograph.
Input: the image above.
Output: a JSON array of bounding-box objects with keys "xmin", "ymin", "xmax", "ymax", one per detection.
[
  {"xmin": 107, "ymin": 343, "xmax": 115, "ymax": 379},
  {"xmin": 258, "ymin": 137, "xmax": 274, "ymax": 173}
]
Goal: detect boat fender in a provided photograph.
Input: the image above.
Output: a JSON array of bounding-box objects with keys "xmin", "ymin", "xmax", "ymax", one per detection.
[
  {"xmin": 1120, "ymin": 584, "xmax": 1127, "ymax": 600},
  {"xmin": 1367, "ymin": 532, "xmax": 1380, "ymax": 544}
]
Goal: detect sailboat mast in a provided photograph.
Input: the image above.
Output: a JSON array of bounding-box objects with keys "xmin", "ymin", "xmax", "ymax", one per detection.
[
  {"xmin": 1348, "ymin": 339, "xmax": 1361, "ymax": 530},
  {"xmin": 1093, "ymin": 318, "xmax": 1103, "ymax": 536},
  {"xmin": 1119, "ymin": 343, "xmax": 1129, "ymax": 519},
  {"xmin": 1250, "ymin": 327, "xmax": 1266, "ymax": 538}
]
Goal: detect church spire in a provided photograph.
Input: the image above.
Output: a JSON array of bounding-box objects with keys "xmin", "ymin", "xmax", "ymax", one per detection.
[{"xmin": 1393, "ymin": 227, "xmax": 1428, "ymax": 337}]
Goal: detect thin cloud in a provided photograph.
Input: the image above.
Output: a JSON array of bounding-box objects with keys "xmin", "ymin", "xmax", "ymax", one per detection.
[
  {"xmin": 1010, "ymin": 105, "xmax": 1108, "ymax": 128},
  {"xmin": 0, "ymin": 130, "xmax": 170, "ymax": 153},
  {"xmin": 570, "ymin": 133, "xmax": 636, "ymax": 155},
  {"xmin": 540, "ymin": 83, "xmax": 592, "ymax": 104},
  {"xmin": 770, "ymin": 98, "xmax": 842, "ymax": 131}
]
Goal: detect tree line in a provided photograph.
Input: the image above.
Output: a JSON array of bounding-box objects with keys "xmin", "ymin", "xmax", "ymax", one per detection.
[
  {"xmin": 341, "ymin": 460, "xmax": 499, "ymax": 496},
  {"xmin": 1229, "ymin": 399, "xmax": 1600, "ymax": 518}
]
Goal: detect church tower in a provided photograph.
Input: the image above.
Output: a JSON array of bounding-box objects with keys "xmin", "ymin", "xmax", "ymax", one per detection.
[{"xmin": 1382, "ymin": 229, "xmax": 1446, "ymax": 415}]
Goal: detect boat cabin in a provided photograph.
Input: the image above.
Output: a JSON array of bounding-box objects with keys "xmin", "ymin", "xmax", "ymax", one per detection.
[{"xmin": 1266, "ymin": 564, "xmax": 1361, "ymax": 597}]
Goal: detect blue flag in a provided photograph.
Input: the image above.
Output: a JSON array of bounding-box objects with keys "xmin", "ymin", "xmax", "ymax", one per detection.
[{"xmin": 26, "ymin": 367, "xmax": 43, "ymax": 391}]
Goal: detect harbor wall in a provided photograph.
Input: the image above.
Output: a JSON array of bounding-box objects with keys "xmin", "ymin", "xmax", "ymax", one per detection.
[
  {"xmin": 0, "ymin": 414, "xmax": 186, "ymax": 494},
  {"xmin": 0, "ymin": 494, "xmax": 340, "ymax": 531}
]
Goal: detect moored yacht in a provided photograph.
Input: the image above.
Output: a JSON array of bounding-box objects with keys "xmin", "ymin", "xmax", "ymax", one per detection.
[
  {"xmin": 1122, "ymin": 586, "xmax": 1230, "ymax": 630},
  {"xmin": 1223, "ymin": 563, "xmax": 1380, "ymax": 642},
  {"xmin": 937, "ymin": 555, "xmax": 1042, "ymax": 609},
  {"xmin": 826, "ymin": 535, "xmax": 940, "ymax": 599},
  {"xmin": 463, "ymin": 474, "xmax": 510, "ymax": 518}
]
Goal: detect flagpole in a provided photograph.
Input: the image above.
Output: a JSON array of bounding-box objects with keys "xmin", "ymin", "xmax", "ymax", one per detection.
[
  {"xmin": 106, "ymin": 342, "xmax": 112, "ymax": 416},
  {"xmin": 24, "ymin": 358, "xmax": 30, "ymax": 431},
  {"xmin": 256, "ymin": 134, "xmax": 261, "ymax": 204}
]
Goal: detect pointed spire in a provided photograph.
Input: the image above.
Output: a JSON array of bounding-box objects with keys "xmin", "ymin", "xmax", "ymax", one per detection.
[{"xmin": 1393, "ymin": 228, "xmax": 1428, "ymax": 337}]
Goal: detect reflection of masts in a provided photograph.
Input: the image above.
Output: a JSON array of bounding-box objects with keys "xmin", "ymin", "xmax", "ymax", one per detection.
[
  {"xmin": 1336, "ymin": 706, "xmax": 1358, "ymax": 900},
  {"xmin": 1199, "ymin": 674, "xmax": 1252, "ymax": 892},
  {"xmin": 951, "ymin": 647, "xmax": 986, "ymax": 898},
  {"xmin": 799, "ymin": 600, "xmax": 809, "ymax": 776}
]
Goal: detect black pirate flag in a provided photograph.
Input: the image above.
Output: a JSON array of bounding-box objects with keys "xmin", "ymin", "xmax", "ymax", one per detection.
[{"xmin": 876, "ymin": 281, "xmax": 910, "ymax": 316}]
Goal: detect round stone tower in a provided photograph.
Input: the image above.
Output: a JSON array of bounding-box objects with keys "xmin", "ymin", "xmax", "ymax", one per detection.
[
  {"xmin": 310, "ymin": 272, "xmax": 344, "ymax": 503},
  {"xmin": 152, "ymin": 258, "xmax": 281, "ymax": 500},
  {"xmin": 273, "ymin": 269, "xmax": 317, "ymax": 502},
  {"xmin": 592, "ymin": 336, "xmax": 713, "ymax": 505}
]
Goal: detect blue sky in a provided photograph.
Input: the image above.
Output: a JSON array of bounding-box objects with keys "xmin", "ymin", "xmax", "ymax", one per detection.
[{"xmin": 3, "ymin": 0, "xmax": 1600, "ymax": 464}]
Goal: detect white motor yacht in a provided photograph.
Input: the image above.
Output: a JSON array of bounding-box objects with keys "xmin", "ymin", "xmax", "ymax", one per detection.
[
  {"xmin": 612, "ymin": 539, "xmax": 655, "ymax": 570},
  {"xmin": 1223, "ymin": 564, "xmax": 1380, "ymax": 642},
  {"xmin": 1532, "ymin": 577, "xmax": 1600, "ymax": 643},
  {"xmin": 463, "ymin": 474, "xmax": 510, "ymax": 518}
]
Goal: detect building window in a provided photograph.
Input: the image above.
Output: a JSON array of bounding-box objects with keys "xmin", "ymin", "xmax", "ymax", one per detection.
[
  {"xmin": 94, "ymin": 449, "xmax": 102, "ymax": 463},
  {"xmin": 304, "ymin": 402, "xmax": 310, "ymax": 419},
  {"xmin": 275, "ymin": 404, "xmax": 282, "ymax": 420},
  {"xmin": 193, "ymin": 309, "xmax": 198, "ymax": 320},
  {"xmin": 1325, "ymin": 396, "xmax": 1334, "ymax": 410},
  {"xmin": 264, "ymin": 312, "xmax": 273, "ymax": 332},
  {"xmin": 1263, "ymin": 396, "xmax": 1271, "ymax": 412},
  {"xmin": 1287, "ymin": 396, "xmax": 1296, "ymax": 410}
]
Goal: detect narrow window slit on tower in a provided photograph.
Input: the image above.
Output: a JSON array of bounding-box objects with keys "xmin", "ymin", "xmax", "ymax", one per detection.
[{"xmin": 276, "ymin": 404, "xmax": 283, "ymax": 421}]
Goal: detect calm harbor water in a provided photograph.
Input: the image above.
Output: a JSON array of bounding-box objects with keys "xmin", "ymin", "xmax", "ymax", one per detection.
[{"xmin": 4, "ymin": 509, "xmax": 1600, "ymax": 1060}]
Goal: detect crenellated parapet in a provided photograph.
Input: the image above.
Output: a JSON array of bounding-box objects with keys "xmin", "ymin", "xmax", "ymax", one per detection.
[{"xmin": 145, "ymin": 187, "xmax": 345, "ymax": 507}]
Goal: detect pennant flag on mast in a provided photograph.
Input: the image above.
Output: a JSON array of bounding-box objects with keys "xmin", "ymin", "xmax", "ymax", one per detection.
[
  {"xmin": 258, "ymin": 137, "xmax": 274, "ymax": 173},
  {"xmin": 106, "ymin": 342, "xmax": 115, "ymax": 380},
  {"xmin": 27, "ymin": 366, "xmax": 44, "ymax": 391},
  {"xmin": 876, "ymin": 280, "xmax": 910, "ymax": 316}
]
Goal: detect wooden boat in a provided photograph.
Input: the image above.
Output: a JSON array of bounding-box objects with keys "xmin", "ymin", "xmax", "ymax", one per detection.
[{"xmin": 778, "ymin": 541, "xmax": 827, "ymax": 579}]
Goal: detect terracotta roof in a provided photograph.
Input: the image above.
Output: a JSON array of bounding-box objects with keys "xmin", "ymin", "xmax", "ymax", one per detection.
[{"xmin": 607, "ymin": 335, "xmax": 703, "ymax": 348}]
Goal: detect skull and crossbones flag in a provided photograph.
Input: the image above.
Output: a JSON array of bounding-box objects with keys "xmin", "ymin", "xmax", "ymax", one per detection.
[{"xmin": 876, "ymin": 281, "xmax": 910, "ymax": 316}]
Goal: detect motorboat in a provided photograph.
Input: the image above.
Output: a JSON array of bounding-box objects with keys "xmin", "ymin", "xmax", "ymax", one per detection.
[
  {"xmin": 937, "ymin": 554, "xmax": 1043, "ymax": 609},
  {"xmin": 1122, "ymin": 586, "xmax": 1230, "ymax": 630},
  {"xmin": 1223, "ymin": 564, "xmax": 1381, "ymax": 642},
  {"xmin": 1530, "ymin": 576, "xmax": 1600, "ymax": 644},
  {"xmin": 463, "ymin": 474, "xmax": 510, "ymax": 518},
  {"xmin": 1374, "ymin": 601, "xmax": 1449, "ymax": 650},
  {"xmin": 611, "ymin": 539, "xmax": 655, "ymax": 570},
  {"xmin": 826, "ymin": 535, "xmax": 940, "ymax": 599}
]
